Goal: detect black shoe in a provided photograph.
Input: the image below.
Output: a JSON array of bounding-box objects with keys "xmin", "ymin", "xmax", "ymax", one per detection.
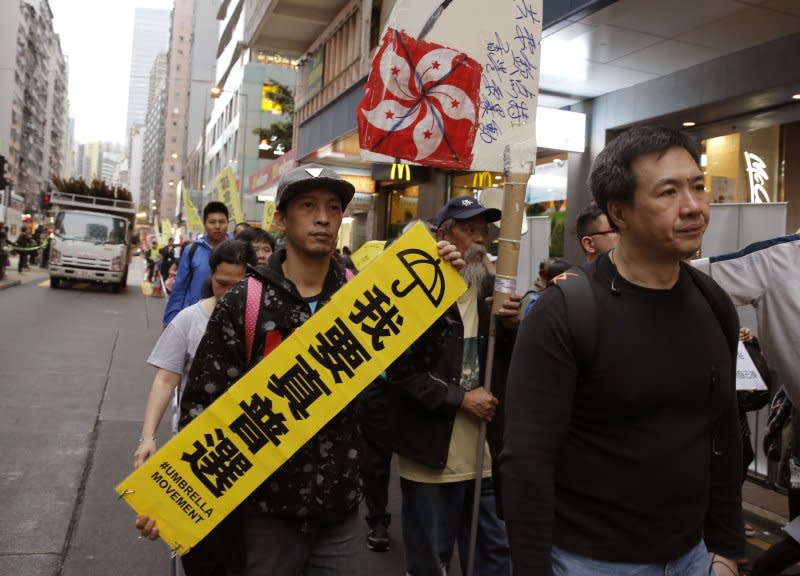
[{"xmin": 367, "ymin": 523, "xmax": 390, "ymax": 552}]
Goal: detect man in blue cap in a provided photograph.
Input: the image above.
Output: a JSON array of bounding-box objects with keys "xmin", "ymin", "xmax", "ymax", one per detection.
[{"xmin": 388, "ymin": 196, "xmax": 520, "ymax": 576}]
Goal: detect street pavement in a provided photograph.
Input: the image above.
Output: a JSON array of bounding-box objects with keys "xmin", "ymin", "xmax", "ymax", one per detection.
[
  {"xmin": 0, "ymin": 258, "xmax": 406, "ymax": 575},
  {"xmin": 1, "ymin": 256, "xmax": 798, "ymax": 575}
]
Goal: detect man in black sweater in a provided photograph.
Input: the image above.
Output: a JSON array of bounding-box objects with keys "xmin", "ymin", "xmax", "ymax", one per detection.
[{"xmin": 501, "ymin": 126, "xmax": 744, "ymax": 575}]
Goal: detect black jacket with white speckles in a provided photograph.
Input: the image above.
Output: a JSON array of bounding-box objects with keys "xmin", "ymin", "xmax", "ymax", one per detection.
[{"xmin": 181, "ymin": 248, "xmax": 363, "ymax": 528}]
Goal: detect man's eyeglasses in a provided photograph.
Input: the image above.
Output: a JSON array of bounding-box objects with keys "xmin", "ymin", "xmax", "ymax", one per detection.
[{"xmin": 589, "ymin": 229, "xmax": 617, "ymax": 237}]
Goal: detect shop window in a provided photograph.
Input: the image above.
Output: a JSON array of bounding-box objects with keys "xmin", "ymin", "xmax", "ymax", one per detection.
[
  {"xmin": 387, "ymin": 185, "xmax": 419, "ymax": 238},
  {"xmin": 258, "ymin": 129, "xmax": 288, "ymax": 159},
  {"xmin": 702, "ymin": 126, "xmax": 782, "ymax": 204}
]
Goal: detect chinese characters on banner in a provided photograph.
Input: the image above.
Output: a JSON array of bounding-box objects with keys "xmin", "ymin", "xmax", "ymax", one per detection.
[
  {"xmin": 215, "ymin": 167, "xmax": 244, "ymax": 225},
  {"xmin": 115, "ymin": 222, "xmax": 467, "ymax": 554},
  {"xmin": 359, "ymin": 0, "xmax": 542, "ymax": 173}
]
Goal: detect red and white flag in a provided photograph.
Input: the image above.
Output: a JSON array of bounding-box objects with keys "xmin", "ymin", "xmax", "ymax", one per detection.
[{"xmin": 357, "ymin": 28, "xmax": 482, "ymax": 170}]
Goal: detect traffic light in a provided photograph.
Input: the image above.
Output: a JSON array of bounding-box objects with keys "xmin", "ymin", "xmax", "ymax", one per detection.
[
  {"xmin": 40, "ymin": 188, "xmax": 52, "ymax": 211},
  {"xmin": 0, "ymin": 155, "xmax": 6, "ymax": 189}
]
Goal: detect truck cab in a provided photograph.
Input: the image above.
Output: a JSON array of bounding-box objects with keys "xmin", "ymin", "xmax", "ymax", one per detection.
[{"xmin": 48, "ymin": 192, "xmax": 135, "ymax": 292}]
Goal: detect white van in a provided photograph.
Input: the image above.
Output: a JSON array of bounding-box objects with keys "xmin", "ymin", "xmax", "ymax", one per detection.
[{"xmin": 48, "ymin": 192, "xmax": 135, "ymax": 292}]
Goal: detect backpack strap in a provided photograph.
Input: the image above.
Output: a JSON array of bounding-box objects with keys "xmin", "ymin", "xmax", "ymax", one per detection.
[
  {"xmin": 552, "ymin": 265, "xmax": 597, "ymax": 370},
  {"xmin": 548, "ymin": 262, "xmax": 737, "ymax": 382},
  {"xmin": 182, "ymin": 242, "xmax": 200, "ymax": 292},
  {"xmin": 685, "ymin": 264, "xmax": 738, "ymax": 354},
  {"xmin": 244, "ymin": 277, "xmax": 263, "ymax": 366}
]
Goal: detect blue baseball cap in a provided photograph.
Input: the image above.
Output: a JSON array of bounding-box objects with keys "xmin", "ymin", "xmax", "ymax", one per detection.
[{"xmin": 436, "ymin": 196, "xmax": 501, "ymax": 228}]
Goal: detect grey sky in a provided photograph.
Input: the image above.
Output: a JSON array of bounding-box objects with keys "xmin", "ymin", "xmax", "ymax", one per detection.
[{"xmin": 49, "ymin": 0, "xmax": 175, "ymax": 145}]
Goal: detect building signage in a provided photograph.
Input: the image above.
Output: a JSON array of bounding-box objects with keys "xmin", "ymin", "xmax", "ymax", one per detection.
[
  {"xmin": 743, "ymin": 151, "xmax": 770, "ymax": 203},
  {"xmin": 247, "ymin": 150, "xmax": 298, "ymax": 195}
]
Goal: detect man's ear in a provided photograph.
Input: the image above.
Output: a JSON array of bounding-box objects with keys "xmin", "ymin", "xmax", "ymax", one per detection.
[
  {"xmin": 273, "ymin": 210, "xmax": 287, "ymax": 232},
  {"xmin": 579, "ymin": 236, "xmax": 595, "ymax": 256},
  {"xmin": 606, "ymin": 201, "xmax": 626, "ymax": 231}
]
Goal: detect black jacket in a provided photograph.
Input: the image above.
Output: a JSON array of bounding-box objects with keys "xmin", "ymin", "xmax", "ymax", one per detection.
[
  {"xmin": 181, "ymin": 249, "xmax": 363, "ymax": 526},
  {"xmin": 387, "ymin": 276, "xmax": 515, "ymax": 473},
  {"xmin": 501, "ymin": 255, "xmax": 744, "ymax": 573}
]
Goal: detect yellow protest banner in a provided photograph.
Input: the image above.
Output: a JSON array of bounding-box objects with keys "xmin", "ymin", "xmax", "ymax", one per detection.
[
  {"xmin": 164, "ymin": 220, "xmax": 174, "ymax": 244},
  {"xmin": 262, "ymin": 200, "xmax": 276, "ymax": 230},
  {"xmin": 116, "ymin": 222, "xmax": 466, "ymax": 554},
  {"xmin": 181, "ymin": 181, "xmax": 204, "ymax": 236},
  {"xmin": 352, "ymin": 240, "xmax": 386, "ymax": 271},
  {"xmin": 153, "ymin": 216, "xmax": 162, "ymax": 244},
  {"xmin": 215, "ymin": 167, "xmax": 244, "ymax": 224}
]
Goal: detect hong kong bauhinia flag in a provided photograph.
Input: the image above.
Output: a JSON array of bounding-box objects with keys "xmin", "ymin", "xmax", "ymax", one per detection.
[{"xmin": 358, "ymin": 28, "xmax": 482, "ymax": 170}]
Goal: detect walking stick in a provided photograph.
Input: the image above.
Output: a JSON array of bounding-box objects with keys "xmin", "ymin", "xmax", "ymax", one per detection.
[{"xmin": 466, "ymin": 144, "xmax": 530, "ymax": 575}]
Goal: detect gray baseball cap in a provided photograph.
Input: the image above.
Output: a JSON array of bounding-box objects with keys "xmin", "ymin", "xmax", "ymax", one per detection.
[{"xmin": 275, "ymin": 164, "xmax": 355, "ymax": 210}]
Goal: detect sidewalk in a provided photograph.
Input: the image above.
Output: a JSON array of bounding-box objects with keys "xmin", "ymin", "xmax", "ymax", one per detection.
[
  {"xmin": 745, "ymin": 478, "xmax": 790, "ymax": 529},
  {"xmin": 0, "ymin": 255, "xmax": 49, "ymax": 291}
]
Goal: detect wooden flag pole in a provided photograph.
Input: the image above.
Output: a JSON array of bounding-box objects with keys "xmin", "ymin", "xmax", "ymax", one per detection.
[{"xmin": 466, "ymin": 143, "xmax": 531, "ymax": 575}]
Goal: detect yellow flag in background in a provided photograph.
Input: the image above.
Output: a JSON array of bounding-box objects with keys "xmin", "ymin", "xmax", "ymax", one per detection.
[
  {"xmin": 116, "ymin": 222, "xmax": 466, "ymax": 555},
  {"xmin": 182, "ymin": 181, "xmax": 205, "ymax": 236},
  {"xmin": 159, "ymin": 218, "xmax": 171, "ymax": 244},
  {"xmin": 216, "ymin": 167, "xmax": 244, "ymax": 225},
  {"xmin": 154, "ymin": 216, "xmax": 162, "ymax": 246},
  {"xmin": 262, "ymin": 200, "xmax": 276, "ymax": 230}
]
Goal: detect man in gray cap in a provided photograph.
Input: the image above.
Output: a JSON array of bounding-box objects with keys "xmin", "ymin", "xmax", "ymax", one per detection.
[
  {"xmin": 388, "ymin": 196, "xmax": 520, "ymax": 576},
  {"xmin": 137, "ymin": 164, "xmax": 465, "ymax": 575}
]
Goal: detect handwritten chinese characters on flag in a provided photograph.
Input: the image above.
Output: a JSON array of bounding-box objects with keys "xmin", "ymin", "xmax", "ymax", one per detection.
[{"xmin": 357, "ymin": 29, "xmax": 482, "ymax": 170}]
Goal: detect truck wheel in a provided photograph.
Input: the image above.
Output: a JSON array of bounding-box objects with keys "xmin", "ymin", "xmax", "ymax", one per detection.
[
  {"xmin": 112, "ymin": 268, "xmax": 128, "ymax": 293},
  {"xmin": 50, "ymin": 276, "xmax": 60, "ymax": 289}
]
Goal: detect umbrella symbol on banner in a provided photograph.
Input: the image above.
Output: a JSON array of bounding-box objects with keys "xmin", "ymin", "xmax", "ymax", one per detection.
[{"xmin": 391, "ymin": 248, "xmax": 445, "ymax": 307}]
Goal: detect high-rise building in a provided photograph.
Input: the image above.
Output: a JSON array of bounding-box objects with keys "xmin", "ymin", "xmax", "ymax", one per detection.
[
  {"xmin": 157, "ymin": 0, "xmax": 219, "ymax": 221},
  {"xmin": 185, "ymin": 0, "xmax": 218, "ymax": 165},
  {"xmin": 101, "ymin": 149, "xmax": 123, "ymax": 184},
  {"xmin": 141, "ymin": 53, "xmax": 169, "ymax": 216},
  {"xmin": 204, "ymin": 0, "xmax": 296, "ymax": 221},
  {"xmin": 125, "ymin": 8, "xmax": 171, "ymax": 141},
  {"xmin": 128, "ymin": 125, "xmax": 145, "ymax": 208},
  {"xmin": 180, "ymin": 0, "xmax": 219, "ymax": 209},
  {"xmin": 158, "ymin": 0, "xmax": 194, "ymax": 220},
  {"xmin": 62, "ymin": 116, "xmax": 75, "ymax": 178},
  {"xmin": 43, "ymin": 33, "xmax": 67, "ymax": 185},
  {"xmin": 0, "ymin": 0, "xmax": 68, "ymax": 207}
]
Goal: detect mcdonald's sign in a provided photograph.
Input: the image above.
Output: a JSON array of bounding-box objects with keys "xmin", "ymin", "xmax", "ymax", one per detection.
[
  {"xmin": 371, "ymin": 163, "xmax": 430, "ymax": 183},
  {"xmin": 390, "ymin": 162, "xmax": 411, "ymax": 181},
  {"xmin": 472, "ymin": 171, "xmax": 493, "ymax": 188}
]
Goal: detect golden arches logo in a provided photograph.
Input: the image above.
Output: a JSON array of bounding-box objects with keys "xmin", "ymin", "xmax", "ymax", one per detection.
[
  {"xmin": 390, "ymin": 163, "xmax": 411, "ymax": 181},
  {"xmin": 472, "ymin": 171, "xmax": 492, "ymax": 188}
]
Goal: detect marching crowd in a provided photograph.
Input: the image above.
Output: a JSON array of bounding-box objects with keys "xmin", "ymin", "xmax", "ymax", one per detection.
[{"xmin": 131, "ymin": 126, "xmax": 800, "ymax": 576}]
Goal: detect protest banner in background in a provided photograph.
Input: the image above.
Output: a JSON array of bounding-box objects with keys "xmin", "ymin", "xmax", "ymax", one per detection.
[
  {"xmin": 262, "ymin": 200, "xmax": 276, "ymax": 230},
  {"xmin": 181, "ymin": 181, "xmax": 205, "ymax": 236},
  {"xmin": 216, "ymin": 167, "xmax": 244, "ymax": 225},
  {"xmin": 116, "ymin": 222, "xmax": 467, "ymax": 554}
]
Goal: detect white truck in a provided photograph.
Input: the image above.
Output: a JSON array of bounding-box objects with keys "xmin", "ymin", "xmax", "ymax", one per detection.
[{"xmin": 48, "ymin": 191, "xmax": 136, "ymax": 292}]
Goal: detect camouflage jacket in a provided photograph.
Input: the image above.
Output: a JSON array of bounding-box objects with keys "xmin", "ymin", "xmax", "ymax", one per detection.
[{"xmin": 181, "ymin": 249, "xmax": 363, "ymax": 527}]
